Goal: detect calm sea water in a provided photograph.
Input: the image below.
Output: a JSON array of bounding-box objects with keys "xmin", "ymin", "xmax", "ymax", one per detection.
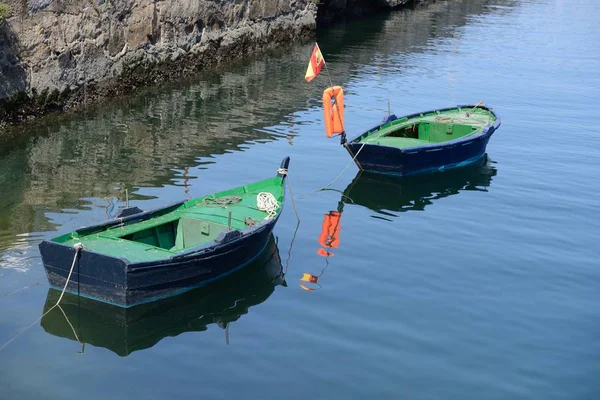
[{"xmin": 1, "ymin": 0, "xmax": 599, "ymax": 398}]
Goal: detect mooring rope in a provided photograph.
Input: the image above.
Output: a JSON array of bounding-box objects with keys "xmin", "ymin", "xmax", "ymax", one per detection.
[
  {"xmin": 0, "ymin": 283, "xmax": 40, "ymax": 298},
  {"xmin": 244, "ymin": 217, "xmax": 258, "ymax": 226},
  {"xmin": 57, "ymin": 304, "xmax": 82, "ymax": 345},
  {"xmin": 257, "ymin": 192, "xmax": 280, "ymax": 220},
  {"xmin": 277, "ymin": 168, "xmax": 300, "ymax": 223},
  {"xmin": 300, "ymin": 141, "xmax": 367, "ymax": 199},
  {"xmin": 55, "ymin": 243, "xmax": 83, "ymax": 305},
  {"xmin": 466, "ymin": 101, "xmax": 485, "ymax": 117},
  {"xmin": 0, "ymin": 243, "xmax": 83, "ymax": 352},
  {"xmin": 202, "ymin": 195, "xmax": 242, "ymax": 207},
  {"xmin": 275, "ymin": 167, "xmax": 301, "ymax": 277},
  {"xmin": 284, "ymin": 219, "xmax": 300, "ymax": 275}
]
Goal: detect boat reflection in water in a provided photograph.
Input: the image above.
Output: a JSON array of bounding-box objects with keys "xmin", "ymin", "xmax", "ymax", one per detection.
[
  {"xmin": 342, "ymin": 154, "xmax": 497, "ymax": 219},
  {"xmin": 40, "ymin": 235, "xmax": 285, "ymax": 356},
  {"xmin": 300, "ymin": 156, "xmax": 497, "ymax": 290}
]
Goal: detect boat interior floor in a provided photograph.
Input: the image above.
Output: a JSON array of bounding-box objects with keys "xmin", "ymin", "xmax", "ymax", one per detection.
[
  {"xmin": 358, "ymin": 109, "xmax": 494, "ymax": 149},
  {"xmin": 55, "ymin": 177, "xmax": 284, "ymax": 262}
]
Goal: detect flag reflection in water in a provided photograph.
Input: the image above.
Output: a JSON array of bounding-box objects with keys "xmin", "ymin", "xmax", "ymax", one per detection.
[{"xmin": 300, "ymin": 202, "xmax": 344, "ymax": 292}]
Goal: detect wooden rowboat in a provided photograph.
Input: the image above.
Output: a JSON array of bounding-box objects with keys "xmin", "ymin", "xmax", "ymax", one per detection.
[
  {"xmin": 39, "ymin": 157, "xmax": 290, "ymax": 308},
  {"xmin": 341, "ymin": 105, "xmax": 500, "ymax": 176}
]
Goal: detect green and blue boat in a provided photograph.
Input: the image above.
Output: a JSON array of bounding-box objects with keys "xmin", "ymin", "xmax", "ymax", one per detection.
[
  {"xmin": 341, "ymin": 104, "xmax": 501, "ymax": 176},
  {"xmin": 38, "ymin": 157, "xmax": 290, "ymax": 308}
]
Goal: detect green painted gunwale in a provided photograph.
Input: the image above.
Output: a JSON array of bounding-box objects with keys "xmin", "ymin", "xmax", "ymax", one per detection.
[
  {"xmin": 356, "ymin": 107, "xmax": 496, "ymax": 149},
  {"xmin": 51, "ymin": 176, "xmax": 285, "ymax": 263}
]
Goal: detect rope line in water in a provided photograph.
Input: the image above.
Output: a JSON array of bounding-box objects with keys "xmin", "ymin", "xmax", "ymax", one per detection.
[
  {"xmin": 0, "ymin": 243, "xmax": 83, "ymax": 352},
  {"xmin": 0, "ymin": 283, "xmax": 40, "ymax": 298},
  {"xmin": 278, "ymin": 168, "xmax": 300, "ymax": 223},
  {"xmin": 300, "ymin": 141, "xmax": 367, "ymax": 199},
  {"xmin": 57, "ymin": 304, "xmax": 81, "ymax": 345},
  {"xmin": 277, "ymin": 166, "xmax": 300, "ymax": 275}
]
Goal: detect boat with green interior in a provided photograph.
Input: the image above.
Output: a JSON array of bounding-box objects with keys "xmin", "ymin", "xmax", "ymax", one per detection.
[
  {"xmin": 341, "ymin": 104, "xmax": 501, "ymax": 176},
  {"xmin": 38, "ymin": 157, "xmax": 290, "ymax": 307}
]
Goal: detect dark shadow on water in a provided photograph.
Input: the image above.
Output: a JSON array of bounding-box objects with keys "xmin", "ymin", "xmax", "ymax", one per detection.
[
  {"xmin": 40, "ymin": 235, "xmax": 286, "ymax": 357},
  {"xmin": 342, "ymin": 156, "xmax": 497, "ymax": 218}
]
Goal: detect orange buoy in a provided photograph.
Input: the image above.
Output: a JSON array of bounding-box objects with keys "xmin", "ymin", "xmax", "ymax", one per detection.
[
  {"xmin": 322, "ymin": 86, "xmax": 345, "ymax": 137},
  {"xmin": 318, "ymin": 211, "xmax": 341, "ymax": 249}
]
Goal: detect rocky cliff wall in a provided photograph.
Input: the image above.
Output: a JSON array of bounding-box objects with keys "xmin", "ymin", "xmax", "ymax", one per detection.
[
  {"xmin": 0, "ymin": 0, "xmax": 317, "ymax": 122},
  {"xmin": 0, "ymin": 0, "xmax": 428, "ymax": 124}
]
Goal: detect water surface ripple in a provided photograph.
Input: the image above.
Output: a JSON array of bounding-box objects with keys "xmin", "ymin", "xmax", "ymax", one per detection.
[{"xmin": 1, "ymin": 0, "xmax": 599, "ymax": 399}]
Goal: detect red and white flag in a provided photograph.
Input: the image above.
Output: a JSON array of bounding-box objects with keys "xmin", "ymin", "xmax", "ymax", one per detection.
[{"xmin": 305, "ymin": 43, "xmax": 325, "ymax": 82}]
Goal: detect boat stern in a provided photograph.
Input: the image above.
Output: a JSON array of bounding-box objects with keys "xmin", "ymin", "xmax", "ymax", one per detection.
[{"xmin": 39, "ymin": 240, "xmax": 129, "ymax": 306}]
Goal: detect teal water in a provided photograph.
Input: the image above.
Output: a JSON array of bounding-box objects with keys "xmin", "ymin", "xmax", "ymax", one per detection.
[{"xmin": 1, "ymin": 0, "xmax": 599, "ymax": 398}]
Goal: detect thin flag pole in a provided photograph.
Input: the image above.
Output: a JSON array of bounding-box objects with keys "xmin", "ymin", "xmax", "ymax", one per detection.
[
  {"xmin": 309, "ymin": 42, "xmax": 346, "ymax": 137},
  {"xmin": 317, "ymin": 43, "xmax": 335, "ymax": 89}
]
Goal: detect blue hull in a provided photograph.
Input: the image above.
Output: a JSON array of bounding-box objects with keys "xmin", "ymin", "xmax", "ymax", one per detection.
[
  {"xmin": 344, "ymin": 105, "xmax": 501, "ymax": 176},
  {"xmin": 40, "ymin": 221, "xmax": 277, "ymax": 308}
]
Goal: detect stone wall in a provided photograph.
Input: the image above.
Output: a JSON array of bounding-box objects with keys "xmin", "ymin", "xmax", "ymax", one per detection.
[{"xmin": 0, "ymin": 0, "xmax": 317, "ymax": 122}]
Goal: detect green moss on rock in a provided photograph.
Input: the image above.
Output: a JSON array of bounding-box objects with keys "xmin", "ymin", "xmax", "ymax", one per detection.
[{"xmin": 0, "ymin": 3, "xmax": 13, "ymax": 20}]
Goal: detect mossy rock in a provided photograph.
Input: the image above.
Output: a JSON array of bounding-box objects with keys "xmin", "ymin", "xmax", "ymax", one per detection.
[{"xmin": 0, "ymin": 3, "xmax": 13, "ymax": 20}]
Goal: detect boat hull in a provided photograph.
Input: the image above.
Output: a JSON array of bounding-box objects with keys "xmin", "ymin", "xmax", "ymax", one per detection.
[
  {"xmin": 40, "ymin": 220, "xmax": 277, "ymax": 308},
  {"xmin": 345, "ymin": 105, "xmax": 500, "ymax": 176}
]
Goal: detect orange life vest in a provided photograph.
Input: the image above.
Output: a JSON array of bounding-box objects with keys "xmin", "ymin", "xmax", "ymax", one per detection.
[{"xmin": 322, "ymin": 86, "xmax": 345, "ymax": 137}]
